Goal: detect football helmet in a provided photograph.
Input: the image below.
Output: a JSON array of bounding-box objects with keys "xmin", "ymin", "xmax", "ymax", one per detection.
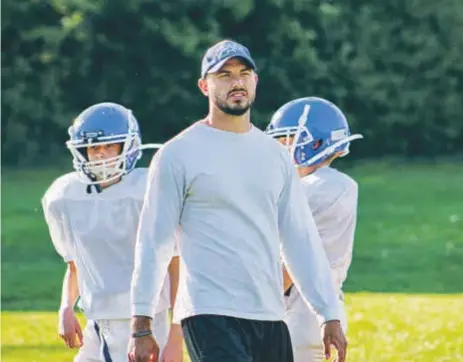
[
  {"xmin": 67, "ymin": 102, "xmax": 162, "ymax": 186},
  {"xmin": 266, "ymin": 97, "xmax": 363, "ymax": 167}
]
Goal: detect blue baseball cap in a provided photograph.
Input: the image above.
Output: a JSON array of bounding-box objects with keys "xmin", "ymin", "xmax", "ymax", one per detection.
[{"xmin": 201, "ymin": 40, "xmax": 257, "ymax": 78}]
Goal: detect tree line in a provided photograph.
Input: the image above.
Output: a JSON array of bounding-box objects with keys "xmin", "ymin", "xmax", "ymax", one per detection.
[{"xmin": 2, "ymin": 0, "xmax": 463, "ymax": 165}]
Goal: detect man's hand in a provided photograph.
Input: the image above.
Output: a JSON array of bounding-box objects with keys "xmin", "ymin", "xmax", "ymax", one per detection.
[
  {"xmin": 128, "ymin": 316, "xmax": 160, "ymax": 362},
  {"xmin": 321, "ymin": 320, "xmax": 347, "ymax": 362},
  {"xmin": 159, "ymin": 324, "xmax": 183, "ymax": 362},
  {"xmin": 128, "ymin": 334, "xmax": 160, "ymax": 362},
  {"xmin": 58, "ymin": 307, "xmax": 83, "ymax": 349}
]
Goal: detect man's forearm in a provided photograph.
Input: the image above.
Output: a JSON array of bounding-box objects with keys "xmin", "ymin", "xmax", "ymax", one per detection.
[{"xmin": 131, "ymin": 315, "xmax": 153, "ymax": 332}]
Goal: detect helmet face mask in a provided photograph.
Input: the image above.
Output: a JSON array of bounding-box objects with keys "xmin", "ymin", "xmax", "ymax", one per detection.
[
  {"xmin": 66, "ymin": 103, "xmax": 143, "ymax": 185},
  {"xmin": 266, "ymin": 97, "xmax": 363, "ymax": 167}
]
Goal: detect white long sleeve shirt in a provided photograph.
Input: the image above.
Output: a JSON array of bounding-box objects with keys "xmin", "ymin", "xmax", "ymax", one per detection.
[{"xmin": 131, "ymin": 122, "xmax": 341, "ymax": 325}]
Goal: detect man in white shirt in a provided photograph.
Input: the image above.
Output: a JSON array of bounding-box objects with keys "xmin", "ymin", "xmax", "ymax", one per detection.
[
  {"xmin": 266, "ymin": 96, "xmax": 363, "ymax": 361},
  {"xmin": 129, "ymin": 41, "xmax": 347, "ymax": 362},
  {"xmin": 42, "ymin": 102, "xmax": 183, "ymax": 362}
]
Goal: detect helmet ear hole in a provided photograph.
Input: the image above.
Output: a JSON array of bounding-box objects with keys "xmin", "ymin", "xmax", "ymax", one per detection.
[{"xmin": 312, "ymin": 139, "xmax": 323, "ymax": 150}]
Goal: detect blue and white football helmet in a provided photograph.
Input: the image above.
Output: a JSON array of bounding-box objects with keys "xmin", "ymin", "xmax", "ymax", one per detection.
[
  {"xmin": 66, "ymin": 102, "xmax": 162, "ymax": 186},
  {"xmin": 266, "ymin": 97, "xmax": 363, "ymax": 167}
]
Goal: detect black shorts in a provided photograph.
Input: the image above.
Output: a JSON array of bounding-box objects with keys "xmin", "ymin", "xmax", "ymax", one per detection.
[{"xmin": 181, "ymin": 314, "xmax": 294, "ymax": 362}]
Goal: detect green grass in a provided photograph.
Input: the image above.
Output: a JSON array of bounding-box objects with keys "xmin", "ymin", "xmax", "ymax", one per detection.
[
  {"xmin": 2, "ymin": 295, "xmax": 462, "ymax": 361},
  {"xmin": 0, "ymin": 312, "xmax": 192, "ymax": 362},
  {"xmin": 345, "ymin": 161, "xmax": 463, "ymax": 293},
  {"xmin": 2, "ymin": 161, "xmax": 463, "ymax": 361}
]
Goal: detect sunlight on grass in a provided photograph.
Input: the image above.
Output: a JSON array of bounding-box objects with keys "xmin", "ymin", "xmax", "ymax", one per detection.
[
  {"xmin": 2, "ymin": 294, "xmax": 463, "ymax": 362},
  {"xmin": 345, "ymin": 294, "xmax": 463, "ymax": 361}
]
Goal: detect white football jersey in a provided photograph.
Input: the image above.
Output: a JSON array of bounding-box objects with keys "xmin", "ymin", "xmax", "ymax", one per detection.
[
  {"xmin": 286, "ymin": 166, "xmax": 358, "ymax": 307},
  {"xmin": 42, "ymin": 168, "xmax": 172, "ymax": 320}
]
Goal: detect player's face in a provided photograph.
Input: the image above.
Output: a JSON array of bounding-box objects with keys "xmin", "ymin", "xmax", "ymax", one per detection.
[
  {"xmin": 277, "ymin": 135, "xmax": 300, "ymax": 166},
  {"xmin": 276, "ymin": 136, "xmax": 295, "ymax": 148},
  {"xmin": 200, "ymin": 58, "xmax": 257, "ymax": 116},
  {"xmin": 86, "ymin": 143, "xmax": 122, "ymax": 162},
  {"xmin": 276, "ymin": 135, "xmax": 314, "ymax": 176},
  {"xmin": 85, "ymin": 143, "xmax": 123, "ymax": 185}
]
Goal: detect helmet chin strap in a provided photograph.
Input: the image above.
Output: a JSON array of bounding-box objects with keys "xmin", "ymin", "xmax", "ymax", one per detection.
[{"xmin": 85, "ymin": 173, "xmax": 102, "ymax": 194}]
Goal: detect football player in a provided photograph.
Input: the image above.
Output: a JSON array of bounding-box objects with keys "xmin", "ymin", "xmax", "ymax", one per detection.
[
  {"xmin": 266, "ymin": 96, "xmax": 363, "ymax": 362},
  {"xmin": 41, "ymin": 102, "xmax": 182, "ymax": 362}
]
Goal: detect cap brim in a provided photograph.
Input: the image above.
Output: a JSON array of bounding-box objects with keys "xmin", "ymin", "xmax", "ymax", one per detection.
[{"xmin": 205, "ymin": 55, "xmax": 256, "ymax": 77}]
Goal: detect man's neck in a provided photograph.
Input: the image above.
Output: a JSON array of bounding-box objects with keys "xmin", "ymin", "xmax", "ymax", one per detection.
[{"xmin": 205, "ymin": 106, "xmax": 251, "ymax": 133}]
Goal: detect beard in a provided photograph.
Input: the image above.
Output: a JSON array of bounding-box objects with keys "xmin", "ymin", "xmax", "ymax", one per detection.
[{"xmin": 213, "ymin": 94, "xmax": 254, "ymax": 116}]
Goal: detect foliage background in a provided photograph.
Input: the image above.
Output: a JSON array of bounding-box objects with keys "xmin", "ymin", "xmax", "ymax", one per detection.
[{"xmin": 3, "ymin": 0, "xmax": 463, "ymax": 166}]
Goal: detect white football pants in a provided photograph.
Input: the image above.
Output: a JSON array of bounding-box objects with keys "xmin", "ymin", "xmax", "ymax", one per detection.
[
  {"xmin": 285, "ymin": 292, "xmax": 347, "ymax": 362},
  {"xmin": 74, "ymin": 310, "xmax": 169, "ymax": 362}
]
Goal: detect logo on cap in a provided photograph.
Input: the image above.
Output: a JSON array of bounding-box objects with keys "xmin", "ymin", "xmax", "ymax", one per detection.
[{"xmin": 210, "ymin": 41, "xmax": 248, "ymax": 61}]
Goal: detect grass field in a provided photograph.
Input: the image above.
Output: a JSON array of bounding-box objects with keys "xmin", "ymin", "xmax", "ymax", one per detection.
[{"xmin": 2, "ymin": 161, "xmax": 463, "ymax": 361}]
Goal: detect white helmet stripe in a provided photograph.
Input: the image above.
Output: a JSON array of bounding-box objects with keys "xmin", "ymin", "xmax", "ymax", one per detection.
[{"xmin": 290, "ymin": 105, "xmax": 312, "ymax": 163}]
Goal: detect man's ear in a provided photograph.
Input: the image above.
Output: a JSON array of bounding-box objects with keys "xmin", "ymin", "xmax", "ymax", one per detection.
[
  {"xmin": 198, "ymin": 78, "xmax": 209, "ymax": 97},
  {"xmin": 254, "ymin": 73, "xmax": 259, "ymax": 85}
]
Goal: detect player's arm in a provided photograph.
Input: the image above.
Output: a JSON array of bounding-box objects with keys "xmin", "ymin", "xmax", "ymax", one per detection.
[
  {"xmin": 160, "ymin": 255, "xmax": 184, "ymax": 361},
  {"xmin": 277, "ymin": 157, "xmax": 341, "ymax": 326},
  {"xmin": 58, "ymin": 261, "xmax": 83, "ymax": 348},
  {"xmin": 41, "ymin": 193, "xmax": 82, "ymax": 348},
  {"xmin": 130, "ymin": 147, "xmax": 184, "ymax": 335},
  {"xmin": 168, "ymin": 255, "xmax": 180, "ymax": 317},
  {"xmin": 60, "ymin": 261, "xmax": 80, "ymax": 309},
  {"xmin": 282, "ymin": 264, "xmax": 293, "ymax": 293}
]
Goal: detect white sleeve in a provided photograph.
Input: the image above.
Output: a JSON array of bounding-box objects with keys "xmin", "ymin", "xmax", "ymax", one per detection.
[
  {"xmin": 322, "ymin": 183, "xmax": 359, "ymax": 289},
  {"xmin": 131, "ymin": 147, "xmax": 184, "ymax": 318},
  {"xmin": 41, "ymin": 193, "xmax": 75, "ymax": 263},
  {"xmin": 278, "ymin": 159, "xmax": 341, "ymax": 326}
]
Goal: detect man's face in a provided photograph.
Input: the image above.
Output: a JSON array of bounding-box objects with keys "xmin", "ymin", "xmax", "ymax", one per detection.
[{"xmin": 199, "ymin": 58, "xmax": 258, "ymax": 116}]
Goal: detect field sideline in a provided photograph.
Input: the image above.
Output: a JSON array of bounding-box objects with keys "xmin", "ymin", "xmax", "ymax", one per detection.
[{"xmin": 2, "ymin": 161, "xmax": 463, "ymax": 361}]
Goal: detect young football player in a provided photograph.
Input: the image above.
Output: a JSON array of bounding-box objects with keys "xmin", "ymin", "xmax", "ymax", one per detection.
[
  {"xmin": 266, "ymin": 96, "xmax": 363, "ymax": 362},
  {"xmin": 42, "ymin": 102, "xmax": 183, "ymax": 362}
]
